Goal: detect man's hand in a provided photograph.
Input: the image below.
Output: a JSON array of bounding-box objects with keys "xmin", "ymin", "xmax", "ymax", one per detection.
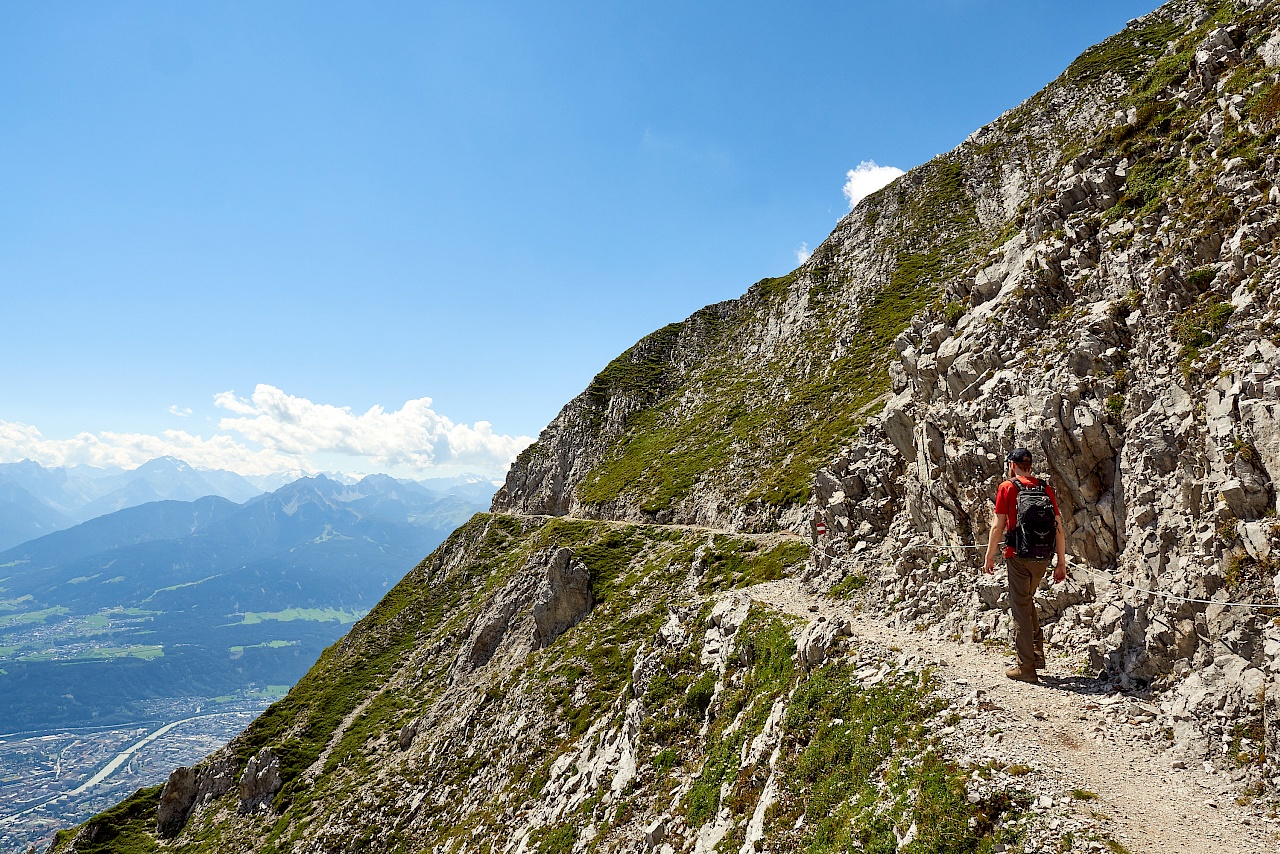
[
  {"xmin": 1053, "ymin": 517, "xmax": 1067, "ymax": 584},
  {"xmin": 985, "ymin": 512, "xmax": 1008, "ymax": 576}
]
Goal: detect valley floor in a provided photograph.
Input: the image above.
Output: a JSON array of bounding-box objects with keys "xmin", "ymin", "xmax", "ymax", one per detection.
[
  {"xmin": 0, "ymin": 700, "xmax": 270, "ymax": 854},
  {"xmin": 748, "ymin": 576, "xmax": 1277, "ymax": 854}
]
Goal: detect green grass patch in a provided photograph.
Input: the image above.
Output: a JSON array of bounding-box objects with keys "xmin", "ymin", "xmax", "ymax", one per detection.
[
  {"xmin": 576, "ymin": 402, "xmax": 734, "ymax": 513},
  {"xmin": 230, "ymin": 640, "xmax": 299, "ymax": 654},
  {"xmin": 1174, "ymin": 293, "xmax": 1234, "ymax": 367},
  {"xmin": 751, "ymin": 271, "xmax": 800, "ymax": 303},
  {"xmin": 829, "ymin": 573, "xmax": 869, "ymax": 598},
  {"xmin": 584, "ymin": 322, "xmax": 684, "ymax": 412},
  {"xmin": 764, "ymin": 663, "xmax": 1023, "ymax": 852},
  {"xmin": 57, "ymin": 785, "xmax": 162, "ymax": 854},
  {"xmin": 1064, "ymin": 16, "xmax": 1182, "ymax": 83},
  {"xmin": 20, "ymin": 645, "xmax": 164, "ymax": 663},
  {"xmin": 142, "ymin": 575, "xmax": 220, "ymax": 598},
  {"xmin": 529, "ymin": 824, "xmax": 578, "ymax": 854},
  {"xmin": 0, "ymin": 605, "xmax": 69, "ymax": 627},
  {"xmin": 699, "ymin": 537, "xmax": 810, "ymax": 592}
]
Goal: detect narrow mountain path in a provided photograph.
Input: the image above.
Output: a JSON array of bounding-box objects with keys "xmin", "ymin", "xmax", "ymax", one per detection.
[
  {"xmin": 514, "ymin": 512, "xmax": 1273, "ymax": 850},
  {"xmin": 747, "ymin": 576, "xmax": 1277, "ymax": 854}
]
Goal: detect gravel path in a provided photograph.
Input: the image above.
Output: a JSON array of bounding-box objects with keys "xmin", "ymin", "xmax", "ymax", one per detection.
[{"xmin": 747, "ymin": 577, "xmax": 1277, "ymax": 854}]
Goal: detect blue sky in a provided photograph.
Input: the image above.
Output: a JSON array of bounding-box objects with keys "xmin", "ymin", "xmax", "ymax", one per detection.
[{"xmin": 0, "ymin": 0, "xmax": 1161, "ymax": 478}]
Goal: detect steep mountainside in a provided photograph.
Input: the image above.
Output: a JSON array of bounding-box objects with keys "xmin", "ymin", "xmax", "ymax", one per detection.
[
  {"xmin": 48, "ymin": 1, "xmax": 1280, "ymax": 852},
  {"xmin": 492, "ymin": 29, "xmax": 1129, "ymax": 532}
]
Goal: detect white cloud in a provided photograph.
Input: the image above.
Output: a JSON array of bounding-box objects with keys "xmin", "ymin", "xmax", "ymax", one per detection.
[
  {"xmin": 842, "ymin": 160, "xmax": 905, "ymax": 211},
  {"xmin": 0, "ymin": 385, "xmax": 534, "ymax": 478},
  {"xmin": 795, "ymin": 243, "xmax": 812, "ymax": 264},
  {"xmin": 212, "ymin": 385, "xmax": 534, "ymax": 474},
  {"xmin": 168, "ymin": 405, "xmax": 192, "ymax": 417},
  {"xmin": 0, "ymin": 421, "xmax": 299, "ymax": 475}
]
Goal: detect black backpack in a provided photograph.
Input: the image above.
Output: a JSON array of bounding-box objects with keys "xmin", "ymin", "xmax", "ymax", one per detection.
[{"xmin": 1005, "ymin": 478, "xmax": 1057, "ymax": 560}]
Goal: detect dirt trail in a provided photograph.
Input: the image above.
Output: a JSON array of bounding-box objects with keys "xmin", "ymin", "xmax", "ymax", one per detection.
[{"xmin": 747, "ymin": 577, "xmax": 1277, "ymax": 854}]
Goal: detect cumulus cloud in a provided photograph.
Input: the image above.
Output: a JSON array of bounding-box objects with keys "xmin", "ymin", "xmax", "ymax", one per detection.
[
  {"xmin": 842, "ymin": 160, "xmax": 905, "ymax": 211},
  {"xmin": 213, "ymin": 385, "xmax": 533, "ymax": 473},
  {"xmin": 0, "ymin": 385, "xmax": 534, "ymax": 478},
  {"xmin": 795, "ymin": 243, "xmax": 812, "ymax": 264},
  {"xmin": 168, "ymin": 405, "xmax": 192, "ymax": 417},
  {"xmin": 0, "ymin": 420, "xmax": 300, "ymax": 475}
]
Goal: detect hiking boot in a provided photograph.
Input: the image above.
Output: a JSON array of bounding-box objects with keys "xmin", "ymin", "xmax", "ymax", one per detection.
[
  {"xmin": 1034, "ymin": 654, "xmax": 1046, "ymax": 670},
  {"xmin": 1005, "ymin": 664, "xmax": 1039, "ymax": 684}
]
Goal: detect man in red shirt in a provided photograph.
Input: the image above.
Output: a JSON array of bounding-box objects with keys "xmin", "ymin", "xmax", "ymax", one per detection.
[{"xmin": 982, "ymin": 447, "xmax": 1068, "ymax": 684}]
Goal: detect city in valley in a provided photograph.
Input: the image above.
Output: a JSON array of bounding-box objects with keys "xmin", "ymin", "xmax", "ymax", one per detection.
[{"xmin": 0, "ymin": 696, "xmax": 274, "ymax": 854}]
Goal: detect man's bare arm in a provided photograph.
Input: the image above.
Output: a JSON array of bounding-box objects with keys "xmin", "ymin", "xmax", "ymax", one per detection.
[
  {"xmin": 983, "ymin": 513, "xmax": 1007, "ymax": 574},
  {"xmin": 1053, "ymin": 517, "xmax": 1067, "ymax": 583}
]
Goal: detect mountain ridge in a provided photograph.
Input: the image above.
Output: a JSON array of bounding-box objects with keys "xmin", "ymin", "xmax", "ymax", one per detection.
[{"xmin": 0, "ymin": 458, "xmax": 501, "ymax": 554}]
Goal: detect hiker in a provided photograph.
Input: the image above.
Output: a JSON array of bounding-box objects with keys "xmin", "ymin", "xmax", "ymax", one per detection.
[{"xmin": 981, "ymin": 447, "xmax": 1067, "ymax": 684}]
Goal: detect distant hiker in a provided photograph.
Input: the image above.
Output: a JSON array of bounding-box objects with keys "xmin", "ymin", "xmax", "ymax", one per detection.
[{"xmin": 982, "ymin": 447, "xmax": 1067, "ymax": 684}]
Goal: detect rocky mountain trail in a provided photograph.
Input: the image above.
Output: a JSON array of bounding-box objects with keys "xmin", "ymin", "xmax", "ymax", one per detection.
[{"xmin": 749, "ymin": 574, "xmax": 1279, "ymax": 854}]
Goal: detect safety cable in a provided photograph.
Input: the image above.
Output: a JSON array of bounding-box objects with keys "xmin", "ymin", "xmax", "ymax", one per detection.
[{"xmin": 811, "ymin": 538, "xmax": 1280, "ymax": 610}]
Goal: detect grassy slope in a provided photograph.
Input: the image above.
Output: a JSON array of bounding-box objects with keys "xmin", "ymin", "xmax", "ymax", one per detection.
[
  {"xmin": 572, "ymin": 156, "xmax": 982, "ymax": 518},
  {"xmin": 567, "ymin": 1, "xmax": 1249, "ymax": 524},
  {"xmin": 51, "ymin": 515, "xmax": 816, "ymax": 853}
]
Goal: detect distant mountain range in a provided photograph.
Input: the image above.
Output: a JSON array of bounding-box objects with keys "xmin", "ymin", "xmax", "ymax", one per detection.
[
  {"xmin": 0, "ymin": 457, "xmax": 260, "ymax": 551},
  {"xmin": 0, "ymin": 471, "xmax": 494, "ymax": 732},
  {"xmin": 0, "ymin": 457, "xmax": 499, "ymax": 552}
]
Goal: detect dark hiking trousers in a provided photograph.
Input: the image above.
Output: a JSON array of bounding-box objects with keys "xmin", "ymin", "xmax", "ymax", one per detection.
[{"xmin": 1007, "ymin": 556, "xmax": 1049, "ymax": 670}]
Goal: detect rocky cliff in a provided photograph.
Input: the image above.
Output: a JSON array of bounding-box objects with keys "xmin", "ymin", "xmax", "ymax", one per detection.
[
  {"xmin": 805, "ymin": 0, "xmax": 1280, "ymax": 795},
  {"xmin": 48, "ymin": 1, "xmax": 1280, "ymax": 852}
]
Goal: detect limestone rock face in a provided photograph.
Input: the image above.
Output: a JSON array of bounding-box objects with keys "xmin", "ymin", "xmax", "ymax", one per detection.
[
  {"xmin": 237, "ymin": 748, "xmax": 281, "ymax": 813},
  {"xmin": 155, "ymin": 766, "xmax": 200, "ymax": 837},
  {"xmin": 532, "ymin": 547, "xmax": 594, "ymax": 648},
  {"xmin": 451, "ymin": 546, "xmax": 594, "ymax": 684},
  {"xmin": 803, "ymin": 6, "xmax": 1280, "ymax": 789},
  {"xmin": 397, "ymin": 718, "xmax": 420, "ymax": 751},
  {"xmin": 156, "ymin": 755, "xmax": 237, "ymax": 837},
  {"xmin": 796, "ymin": 615, "xmax": 852, "ymax": 669},
  {"xmin": 451, "ymin": 567, "xmax": 540, "ymax": 679}
]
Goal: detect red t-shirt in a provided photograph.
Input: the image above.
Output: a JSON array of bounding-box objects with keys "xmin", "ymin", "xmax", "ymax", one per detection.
[{"xmin": 994, "ymin": 476, "xmax": 1059, "ymax": 559}]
